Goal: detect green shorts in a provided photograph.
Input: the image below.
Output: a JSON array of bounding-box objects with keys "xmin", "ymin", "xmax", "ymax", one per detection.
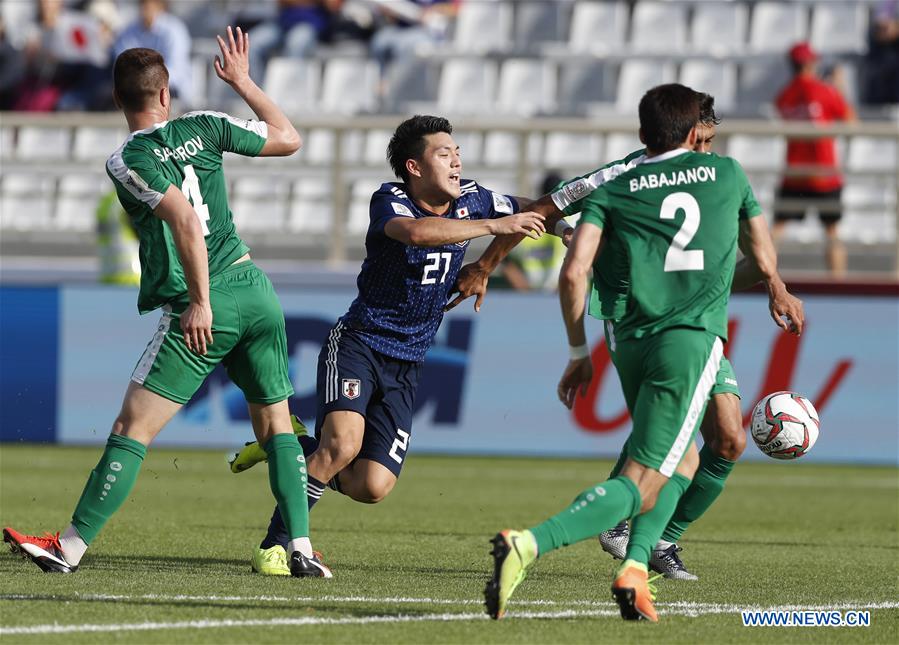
[
  {"xmin": 132, "ymin": 260, "xmax": 294, "ymax": 405},
  {"xmin": 612, "ymin": 328, "xmax": 724, "ymax": 477},
  {"xmin": 604, "ymin": 320, "xmax": 739, "ymax": 398}
]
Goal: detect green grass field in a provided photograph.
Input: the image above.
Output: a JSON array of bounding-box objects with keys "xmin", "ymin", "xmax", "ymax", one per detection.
[{"xmin": 0, "ymin": 444, "xmax": 896, "ymax": 643}]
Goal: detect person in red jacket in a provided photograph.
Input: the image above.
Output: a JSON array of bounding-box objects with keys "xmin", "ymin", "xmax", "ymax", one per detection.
[{"xmin": 774, "ymin": 42, "xmax": 855, "ymax": 276}]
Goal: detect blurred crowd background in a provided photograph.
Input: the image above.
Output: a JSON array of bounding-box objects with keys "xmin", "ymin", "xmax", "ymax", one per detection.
[{"xmin": 0, "ymin": 0, "xmax": 897, "ymax": 284}]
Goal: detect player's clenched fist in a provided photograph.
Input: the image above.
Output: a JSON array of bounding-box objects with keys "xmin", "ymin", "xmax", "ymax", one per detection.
[{"xmin": 489, "ymin": 211, "xmax": 546, "ymax": 239}]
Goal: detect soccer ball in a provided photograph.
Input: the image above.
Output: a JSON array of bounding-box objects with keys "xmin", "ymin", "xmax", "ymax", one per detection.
[{"xmin": 750, "ymin": 391, "xmax": 820, "ymax": 459}]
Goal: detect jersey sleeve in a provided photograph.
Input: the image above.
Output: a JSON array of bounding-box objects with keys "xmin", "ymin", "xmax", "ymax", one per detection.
[
  {"xmin": 578, "ymin": 186, "xmax": 611, "ymax": 230},
  {"xmin": 551, "ymin": 150, "xmax": 645, "ymax": 216},
  {"xmin": 732, "ymin": 158, "xmax": 763, "ymax": 220},
  {"xmin": 471, "ymin": 183, "xmax": 519, "ymax": 219},
  {"xmin": 183, "ymin": 111, "xmax": 268, "ymax": 157},
  {"xmin": 825, "ymin": 85, "xmax": 851, "ymax": 120},
  {"xmin": 369, "ymin": 190, "xmax": 415, "ymax": 235},
  {"xmin": 106, "ymin": 145, "xmax": 171, "ymax": 210}
]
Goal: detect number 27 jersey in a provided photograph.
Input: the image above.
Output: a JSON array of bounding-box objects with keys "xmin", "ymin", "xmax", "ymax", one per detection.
[{"xmin": 341, "ymin": 180, "xmax": 518, "ymax": 362}]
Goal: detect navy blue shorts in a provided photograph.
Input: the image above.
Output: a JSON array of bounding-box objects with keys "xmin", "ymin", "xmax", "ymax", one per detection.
[{"xmin": 315, "ymin": 321, "xmax": 422, "ymax": 477}]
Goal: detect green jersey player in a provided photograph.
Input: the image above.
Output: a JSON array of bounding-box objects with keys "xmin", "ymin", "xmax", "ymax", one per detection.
[
  {"xmin": 3, "ymin": 28, "xmax": 329, "ymax": 578},
  {"xmin": 484, "ymin": 84, "xmax": 791, "ymax": 622},
  {"xmin": 455, "ymin": 95, "xmax": 803, "ymax": 582}
]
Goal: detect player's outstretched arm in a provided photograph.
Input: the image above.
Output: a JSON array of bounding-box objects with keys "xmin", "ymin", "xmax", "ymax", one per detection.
[
  {"xmin": 734, "ymin": 216, "xmax": 804, "ymax": 335},
  {"xmin": 213, "ymin": 26, "xmax": 301, "ymax": 157},
  {"xmin": 154, "ymin": 185, "xmax": 213, "ymax": 355},
  {"xmin": 446, "ymin": 195, "xmax": 564, "ymax": 312},
  {"xmin": 384, "ymin": 211, "xmax": 545, "ymax": 248},
  {"xmin": 557, "ymin": 222, "xmax": 602, "ymax": 410}
]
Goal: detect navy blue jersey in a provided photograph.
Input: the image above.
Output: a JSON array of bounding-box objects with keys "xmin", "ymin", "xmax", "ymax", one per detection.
[{"xmin": 341, "ymin": 180, "xmax": 519, "ymax": 361}]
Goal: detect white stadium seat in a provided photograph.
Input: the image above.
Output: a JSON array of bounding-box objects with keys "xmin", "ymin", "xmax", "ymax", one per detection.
[
  {"xmin": 363, "ymin": 129, "xmax": 393, "ymax": 168},
  {"xmin": 321, "ymin": 59, "xmax": 379, "ymax": 115},
  {"xmin": 679, "ymin": 60, "xmax": 737, "ymax": 114},
  {"xmin": 690, "ymin": 2, "xmax": 748, "ymax": 55},
  {"xmin": 738, "ymin": 60, "xmax": 792, "ymax": 111},
  {"xmin": 231, "ymin": 176, "xmax": 289, "ymax": 232},
  {"xmin": 604, "ymin": 133, "xmax": 643, "ymax": 163},
  {"xmin": 263, "ymin": 58, "xmax": 321, "ymax": 114},
  {"xmin": 348, "ymin": 180, "xmax": 383, "ymax": 236},
  {"xmin": 630, "ymin": 1, "xmax": 688, "ymax": 54},
  {"xmin": 302, "ymin": 129, "xmax": 364, "ymax": 165},
  {"xmin": 16, "ymin": 127, "xmax": 71, "ymax": 159},
  {"xmin": 847, "ymin": 137, "xmax": 898, "ymax": 172},
  {"xmin": 452, "ymin": 131, "xmax": 484, "ymax": 166},
  {"xmin": 437, "ymin": 59, "xmax": 498, "ymax": 115},
  {"xmin": 483, "ymin": 132, "xmax": 542, "ymax": 167},
  {"xmin": 0, "ymin": 174, "xmax": 55, "ymax": 230},
  {"xmin": 55, "ymin": 175, "xmax": 106, "ymax": 231},
  {"xmin": 73, "ymin": 127, "xmax": 129, "ymax": 160},
  {"xmin": 727, "ymin": 135, "xmax": 786, "ymax": 171},
  {"xmin": 810, "ymin": 2, "xmax": 868, "ymax": 54},
  {"xmin": 289, "ymin": 179, "xmax": 333, "ymax": 235},
  {"xmin": 496, "ymin": 59, "xmax": 557, "ymax": 116},
  {"xmin": 452, "ymin": 1, "xmax": 513, "ymax": 53},
  {"xmin": 543, "ymin": 132, "xmax": 602, "ymax": 169},
  {"xmin": 567, "ymin": 1, "xmax": 629, "ymax": 55},
  {"xmin": 0, "ymin": 127, "xmax": 13, "ymax": 159},
  {"xmin": 749, "ymin": 2, "xmax": 807, "ymax": 54},
  {"xmin": 514, "ymin": 1, "xmax": 564, "ymax": 50},
  {"xmin": 615, "ymin": 60, "xmax": 676, "ymax": 113}
]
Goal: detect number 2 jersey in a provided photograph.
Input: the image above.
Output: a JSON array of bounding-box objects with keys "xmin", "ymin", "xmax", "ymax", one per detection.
[
  {"xmin": 579, "ymin": 149, "xmax": 761, "ymax": 342},
  {"xmin": 341, "ymin": 181, "xmax": 519, "ymax": 362},
  {"xmin": 106, "ymin": 111, "xmax": 267, "ymax": 313}
]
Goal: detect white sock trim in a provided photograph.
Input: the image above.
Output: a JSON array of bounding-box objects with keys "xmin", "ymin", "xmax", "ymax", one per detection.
[
  {"xmin": 59, "ymin": 524, "xmax": 88, "ymax": 566},
  {"xmin": 287, "ymin": 537, "xmax": 313, "ymax": 559}
]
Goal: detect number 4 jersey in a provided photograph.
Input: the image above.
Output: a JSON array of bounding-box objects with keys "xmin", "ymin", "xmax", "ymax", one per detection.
[
  {"xmin": 106, "ymin": 111, "xmax": 267, "ymax": 313},
  {"xmin": 580, "ymin": 149, "xmax": 762, "ymax": 342},
  {"xmin": 341, "ymin": 181, "xmax": 519, "ymax": 362}
]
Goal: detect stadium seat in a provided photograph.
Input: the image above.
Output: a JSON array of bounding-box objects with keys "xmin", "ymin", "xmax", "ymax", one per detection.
[
  {"xmin": 380, "ymin": 59, "xmax": 439, "ymax": 114},
  {"xmin": 348, "ymin": 180, "xmax": 383, "ymax": 236},
  {"xmin": 690, "ymin": 2, "xmax": 748, "ymax": 55},
  {"xmin": 615, "ymin": 60, "xmax": 676, "ymax": 113},
  {"xmin": 727, "ymin": 135, "xmax": 786, "ymax": 171},
  {"xmin": 262, "ymin": 57, "xmax": 321, "ymax": 115},
  {"xmin": 231, "ymin": 177, "xmax": 289, "ymax": 232},
  {"xmin": 436, "ymin": 59, "xmax": 498, "ymax": 115},
  {"xmin": 453, "ymin": 130, "xmax": 484, "ymax": 166},
  {"xmin": 543, "ymin": 132, "xmax": 602, "ymax": 169},
  {"xmin": 496, "ymin": 59, "xmax": 557, "ymax": 116},
  {"xmin": 738, "ymin": 60, "xmax": 792, "ymax": 112},
  {"xmin": 73, "ymin": 127, "xmax": 129, "ymax": 160},
  {"xmin": 556, "ymin": 59, "xmax": 615, "ymax": 115},
  {"xmin": 847, "ymin": 137, "xmax": 898, "ymax": 172},
  {"xmin": 55, "ymin": 175, "xmax": 105, "ymax": 231},
  {"xmin": 630, "ymin": 1, "xmax": 688, "ymax": 54},
  {"xmin": 749, "ymin": 2, "xmax": 807, "ymax": 54},
  {"xmin": 190, "ymin": 56, "xmax": 208, "ymax": 108},
  {"xmin": 604, "ymin": 133, "xmax": 644, "ymax": 163},
  {"xmin": 842, "ymin": 178, "xmax": 896, "ymax": 243},
  {"xmin": 514, "ymin": 1, "xmax": 565, "ymax": 52},
  {"xmin": 302, "ymin": 129, "xmax": 364, "ymax": 165},
  {"xmin": 483, "ymin": 132, "xmax": 542, "ymax": 167},
  {"xmin": 321, "ymin": 58, "xmax": 379, "ymax": 114},
  {"xmin": 16, "ymin": 127, "xmax": 71, "ymax": 159},
  {"xmin": 810, "ymin": 2, "xmax": 868, "ymax": 54},
  {"xmin": 679, "ymin": 60, "xmax": 737, "ymax": 114},
  {"xmin": 452, "ymin": 1, "xmax": 513, "ymax": 53},
  {"xmin": 0, "ymin": 174, "xmax": 55, "ymax": 230},
  {"xmin": 289, "ymin": 178, "xmax": 333, "ymax": 235},
  {"xmin": 0, "ymin": 127, "xmax": 13, "ymax": 159},
  {"xmin": 363, "ymin": 129, "xmax": 393, "ymax": 168},
  {"xmin": 566, "ymin": 1, "xmax": 628, "ymax": 55}
]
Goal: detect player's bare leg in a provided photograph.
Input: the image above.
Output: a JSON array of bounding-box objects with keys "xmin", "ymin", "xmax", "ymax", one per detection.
[
  {"xmin": 334, "ymin": 459, "xmax": 398, "ymax": 504},
  {"xmin": 4, "ymin": 383, "xmax": 180, "ymax": 572},
  {"xmin": 823, "ymin": 220, "xmax": 847, "ymax": 277}
]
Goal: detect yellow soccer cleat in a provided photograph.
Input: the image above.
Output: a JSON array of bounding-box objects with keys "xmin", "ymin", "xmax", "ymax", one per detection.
[
  {"xmin": 484, "ymin": 529, "xmax": 538, "ymax": 619},
  {"xmin": 228, "ymin": 414, "xmax": 309, "ymax": 474},
  {"xmin": 251, "ymin": 545, "xmax": 291, "ymax": 576}
]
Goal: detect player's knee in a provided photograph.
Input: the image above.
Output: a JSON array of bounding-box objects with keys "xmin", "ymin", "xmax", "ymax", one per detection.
[{"xmin": 710, "ymin": 423, "xmax": 746, "ymax": 461}]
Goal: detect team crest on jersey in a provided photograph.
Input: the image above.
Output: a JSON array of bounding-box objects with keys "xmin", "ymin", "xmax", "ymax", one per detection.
[
  {"xmin": 455, "ymin": 207, "xmax": 469, "ymax": 219},
  {"xmin": 392, "ymin": 202, "xmax": 414, "ymax": 217},
  {"xmin": 563, "ymin": 179, "xmax": 589, "ymax": 202},
  {"xmin": 342, "ymin": 379, "xmax": 361, "ymax": 400},
  {"xmin": 492, "ymin": 192, "xmax": 513, "ymax": 214}
]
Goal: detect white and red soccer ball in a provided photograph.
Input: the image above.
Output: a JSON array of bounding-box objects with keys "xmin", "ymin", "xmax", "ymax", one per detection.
[{"xmin": 750, "ymin": 391, "xmax": 820, "ymax": 460}]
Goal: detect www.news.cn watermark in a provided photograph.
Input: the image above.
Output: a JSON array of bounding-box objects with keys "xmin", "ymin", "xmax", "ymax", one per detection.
[{"xmin": 742, "ymin": 610, "xmax": 871, "ymax": 627}]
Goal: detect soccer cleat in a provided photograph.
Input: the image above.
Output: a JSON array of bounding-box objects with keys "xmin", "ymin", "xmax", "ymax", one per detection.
[
  {"xmin": 650, "ymin": 543, "xmax": 698, "ymax": 581},
  {"xmin": 598, "ymin": 521, "xmax": 630, "ymax": 560},
  {"xmin": 611, "ymin": 561, "xmax": 659, "ymax": 622},
  {"xmin": 290, "ymin": 550, "xmax": 333, "ymax": 578},
  {"xmin": 229, "ymin": 414, "xmax": 309, "ymax": 474},
  {"xmin": 251, "ymin": 545, "xmax": 291, "ymax": 576},
  {"xmin": 484, "ymin": 530, "xmax": 538, "ymax": 620},
  {"xmin": 3, "ymin": 527, "xmax": 78, "ymax": 573}
]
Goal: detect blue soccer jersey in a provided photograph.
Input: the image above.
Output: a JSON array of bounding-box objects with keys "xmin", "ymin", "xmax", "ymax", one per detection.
[{"xmin": 341, "ymin": 180, "xmax": 519, "ymax": 361}]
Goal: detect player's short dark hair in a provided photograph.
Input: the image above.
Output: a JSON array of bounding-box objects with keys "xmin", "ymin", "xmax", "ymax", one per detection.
[
  {"xmin": 113, "ymin": 48, "xmax": 169, "ymax": 112},
  {"xmin": 638, "ymin": 84, "xmax": 702, "ymax": 152},
  {"xmin": 387, "ymin": 115, "xmax": 453, "ymax": 183},
  {"xmin": 698, "ymin": 92, "xmax": 722, "ymax": 127}
]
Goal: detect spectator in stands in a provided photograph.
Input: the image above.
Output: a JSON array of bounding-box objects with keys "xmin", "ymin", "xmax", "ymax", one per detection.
[
  {"xmin": 369, "ymin": 0, "xmax": 457, "ymax": 72},
  {"xmin": 113, "ymin": 0, "xmax": 193, "ymax": 106},
  {"xmin": 0, "ymin": 17, "xmax": 26, "ymax": 109},
  {"xmin": 773, "ymin": 42, "xmax": 855, "ymax": 277},
  {"xmin": 865, "ymin": 0, "xmax": 899, "ymax": 104},
  {"xmin": 247, "ymin": 0, "xmax": 344, "ymax": 82}
]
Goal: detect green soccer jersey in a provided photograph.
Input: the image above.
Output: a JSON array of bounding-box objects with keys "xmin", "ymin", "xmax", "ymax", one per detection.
[
  {"xmin": 106, "ymin": 111, "xmax": 268, "ymax": 313},
  {"xmin": 579, "ymin": 149, "xmax": 761, "ymax": 341},
  {"xmin": 552, "ymin": 148, "xmax": 646, "ymax": 321}
]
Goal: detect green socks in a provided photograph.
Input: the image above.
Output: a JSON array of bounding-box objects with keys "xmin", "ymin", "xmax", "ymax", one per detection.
[
  {"xmin": 529, "ymin": 476, "xmax": 642, "ymax": 556},
  {"xmin": 71, "ymin": 434, "xmax": 147, "ymax": 545},
  {"xmin": 264, "ymin": 433, "xmax": 310, "ymax": 540},
  {"xmin": 625, "ymin": 473, "xmax": 691, "ymax": 565},
  {"xmin": 661, "ymin": 445, "xmax": 735, "ymax": 543}
]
